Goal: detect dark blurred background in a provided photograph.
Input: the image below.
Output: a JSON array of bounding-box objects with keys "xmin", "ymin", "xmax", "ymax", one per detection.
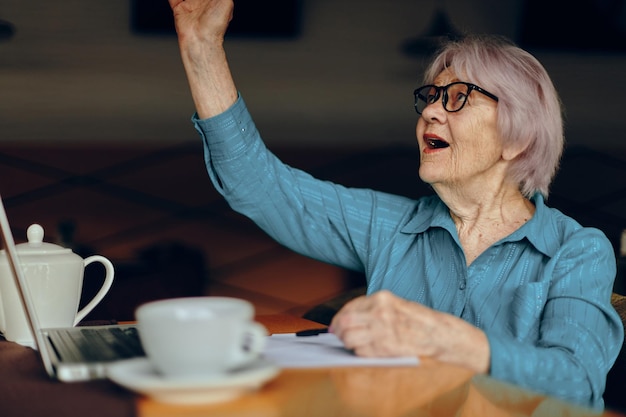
[{"xmin": 1, "ymin": 0, "xmax": 625, "ymax": 150}]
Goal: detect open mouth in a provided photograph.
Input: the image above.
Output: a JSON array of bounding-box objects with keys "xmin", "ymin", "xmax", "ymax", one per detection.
[{"xmin": 425, "ymin": 138, "xmax": 450, "ymax": 149}]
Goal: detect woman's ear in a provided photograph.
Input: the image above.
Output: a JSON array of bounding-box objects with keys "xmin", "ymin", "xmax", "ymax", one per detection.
[{"xmin": 502, "ymin": 137, "xmax": 531, "ymax": 161}]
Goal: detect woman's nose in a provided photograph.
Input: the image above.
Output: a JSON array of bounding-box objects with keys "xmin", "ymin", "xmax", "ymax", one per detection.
[{"xmin": 420, "ymin": 96, "xmax": 447, "ymax": 122}]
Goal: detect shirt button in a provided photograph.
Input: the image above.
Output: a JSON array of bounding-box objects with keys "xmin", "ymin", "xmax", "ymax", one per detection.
[{"xmin": 459, "ymin": 281, "xmax": 466, "ymax": 290}]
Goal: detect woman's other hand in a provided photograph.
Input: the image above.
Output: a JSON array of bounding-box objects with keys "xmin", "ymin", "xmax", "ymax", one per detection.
[{"xmin": 330, "ymin": 290, "xmax": 491, "ymax": 373}]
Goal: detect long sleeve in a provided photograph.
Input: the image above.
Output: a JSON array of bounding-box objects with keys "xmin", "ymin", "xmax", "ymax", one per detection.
[
  {"xmin": 192, "ymin": 95, "xmax": 416, "ymax": 273},
  {"xmin": 487, "ymin": 226, "xmax": 623, "ymax": 410}
]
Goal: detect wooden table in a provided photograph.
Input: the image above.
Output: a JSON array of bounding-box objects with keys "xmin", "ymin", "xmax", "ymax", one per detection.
[{"xmin": 138, "ymin": 314, "xmax": 624, "ymax": 417}]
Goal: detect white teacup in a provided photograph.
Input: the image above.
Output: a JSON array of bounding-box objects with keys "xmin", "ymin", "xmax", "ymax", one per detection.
[
  {"xmin": 136, "ymin": 297, "xmax": 267, "ymax": 378},
  {"xmin": 0, "ymin": 224, "xmax": 114, "ymax": 347}
]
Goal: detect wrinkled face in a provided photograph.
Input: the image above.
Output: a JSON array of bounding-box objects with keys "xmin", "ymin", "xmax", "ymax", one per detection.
[{"xmin": 416, "ymin": 69, "xmax": 503, "ymax": 192}]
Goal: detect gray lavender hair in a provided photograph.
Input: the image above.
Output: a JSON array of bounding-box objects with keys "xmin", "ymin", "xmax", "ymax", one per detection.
[{"xmin": 423, "ymin": 35, "xmax": 564, "ymax": 198}]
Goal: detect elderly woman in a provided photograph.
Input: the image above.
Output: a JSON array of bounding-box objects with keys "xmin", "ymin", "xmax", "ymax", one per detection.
[{"xmin": 168, "ymin": 0, "xmax": 623, "ymax": 410}]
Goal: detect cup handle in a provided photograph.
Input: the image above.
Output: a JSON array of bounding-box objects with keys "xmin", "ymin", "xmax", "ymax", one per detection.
[
  {"xmin": 235, "ymin": 322, "xmax": 268, "ymax": 365},
  {"xmin": 73, "ymin": 255, "xmax": 115, "ymax": 325}
]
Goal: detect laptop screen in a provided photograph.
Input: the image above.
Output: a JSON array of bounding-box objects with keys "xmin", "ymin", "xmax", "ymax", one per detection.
[{"xmin": 0, "ymin": 194, "xmax": 56, "ymax": 377}]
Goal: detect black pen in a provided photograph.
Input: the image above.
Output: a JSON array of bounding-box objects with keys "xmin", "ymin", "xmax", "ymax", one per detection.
[{"xmin": 295, "ymin": 328, "xmax": 329, "ymax": 337}]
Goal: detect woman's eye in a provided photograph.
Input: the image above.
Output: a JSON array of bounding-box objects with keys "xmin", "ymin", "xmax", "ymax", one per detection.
[{"xmin": 450, "ymin": 91, "xmax": 467, "ymax": 106}]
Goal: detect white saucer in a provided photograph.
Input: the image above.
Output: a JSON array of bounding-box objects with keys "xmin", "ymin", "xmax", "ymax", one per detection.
[{"xmin": 107, "ymin": 358, "xmax": 280, "ymax": 405}]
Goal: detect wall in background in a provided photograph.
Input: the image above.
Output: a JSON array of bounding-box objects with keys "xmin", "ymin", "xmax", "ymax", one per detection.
[{"xmin": 0, "ymin": 0, "xmax": 625, "ymax": 155}]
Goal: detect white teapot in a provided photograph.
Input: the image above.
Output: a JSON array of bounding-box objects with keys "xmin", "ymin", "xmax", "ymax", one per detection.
[{"xmin": 0, "ymin": 224, "xmax": 114, "ymax": 346}]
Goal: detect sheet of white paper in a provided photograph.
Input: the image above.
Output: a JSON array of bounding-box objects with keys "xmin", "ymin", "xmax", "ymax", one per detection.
[{"xmin": 263, "ymin": 333, "xmax": 420, "ymax": 368}]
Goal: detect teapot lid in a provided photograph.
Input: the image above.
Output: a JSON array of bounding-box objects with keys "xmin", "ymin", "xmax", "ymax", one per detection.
[{"xmin": 14, "ymin": 224, "xmax": 73, "ymax": 255}]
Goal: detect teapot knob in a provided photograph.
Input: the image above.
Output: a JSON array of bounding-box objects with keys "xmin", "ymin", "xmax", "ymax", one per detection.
[{"xmin": 26, "ymin": 224, "xmax": 44, "ymax": 244}]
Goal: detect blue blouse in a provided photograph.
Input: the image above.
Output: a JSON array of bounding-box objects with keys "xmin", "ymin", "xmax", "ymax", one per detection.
[{"xmin": 192, "ymin": 95, "xmax": 623, "ymax": 410}]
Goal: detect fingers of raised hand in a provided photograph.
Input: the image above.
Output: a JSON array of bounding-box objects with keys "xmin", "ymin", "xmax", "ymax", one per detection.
[{"xmin": 168, "ymin": 0, "xmax": 183, "ymax": 10}]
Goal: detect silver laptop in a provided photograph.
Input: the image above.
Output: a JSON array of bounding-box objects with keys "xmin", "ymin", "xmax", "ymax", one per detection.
[{"xmin": 0, "ymin": 195, "xmax": 145, "ymax": 381}]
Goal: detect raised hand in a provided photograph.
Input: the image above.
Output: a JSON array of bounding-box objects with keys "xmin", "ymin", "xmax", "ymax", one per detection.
[
  {"xmin": 167, "ymin": 0, "xmax": 238, "ymax": 118},
  {"xmin": 168, "ymin": 0, "xmax": 233, "ymax": 46}
]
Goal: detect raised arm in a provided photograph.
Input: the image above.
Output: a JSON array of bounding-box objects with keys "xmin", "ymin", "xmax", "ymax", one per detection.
[{"xmin": 168, "ymin": 0, "xmax": 238, "ymax": 118}]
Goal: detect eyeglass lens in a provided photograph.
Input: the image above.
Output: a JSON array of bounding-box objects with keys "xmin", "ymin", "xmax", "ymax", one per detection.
[{"xmin": 414, "ymin": 83, "xmax": 471, "ymax": 114}]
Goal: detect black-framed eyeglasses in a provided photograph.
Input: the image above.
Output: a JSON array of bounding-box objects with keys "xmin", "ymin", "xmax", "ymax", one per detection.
[{"xmin": 413, "ymin": 82, "xmax": 499, "ymax": 115}]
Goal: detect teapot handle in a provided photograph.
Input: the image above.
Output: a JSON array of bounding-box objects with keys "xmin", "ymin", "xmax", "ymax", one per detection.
[{"xmin": 74, "ymin": 256, "xmax": 115, "ymax": 325}]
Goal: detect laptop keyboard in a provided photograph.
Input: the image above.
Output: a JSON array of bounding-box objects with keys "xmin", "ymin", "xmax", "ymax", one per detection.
[{"xmin": 48, "ymin": 326, "xmax": 145, "ymax": 363}]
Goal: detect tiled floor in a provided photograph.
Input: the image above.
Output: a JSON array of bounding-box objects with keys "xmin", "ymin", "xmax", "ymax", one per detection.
[{"xmin": 0, "ymin": 141, "xmax": 625, "ymax": 319}]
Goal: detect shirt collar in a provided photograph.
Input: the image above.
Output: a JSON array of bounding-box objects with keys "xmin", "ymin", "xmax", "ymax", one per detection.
[
  {"xmin": 401, "ymin": 193, "xmax": 558, "ymax": 258},
  {"xmin": 401, "ymin": 195, "xmax": 457, "ymax": 236},
  {"xmin": 513, "ymin": 193, "xmax": 559, "ymax": 257}
]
